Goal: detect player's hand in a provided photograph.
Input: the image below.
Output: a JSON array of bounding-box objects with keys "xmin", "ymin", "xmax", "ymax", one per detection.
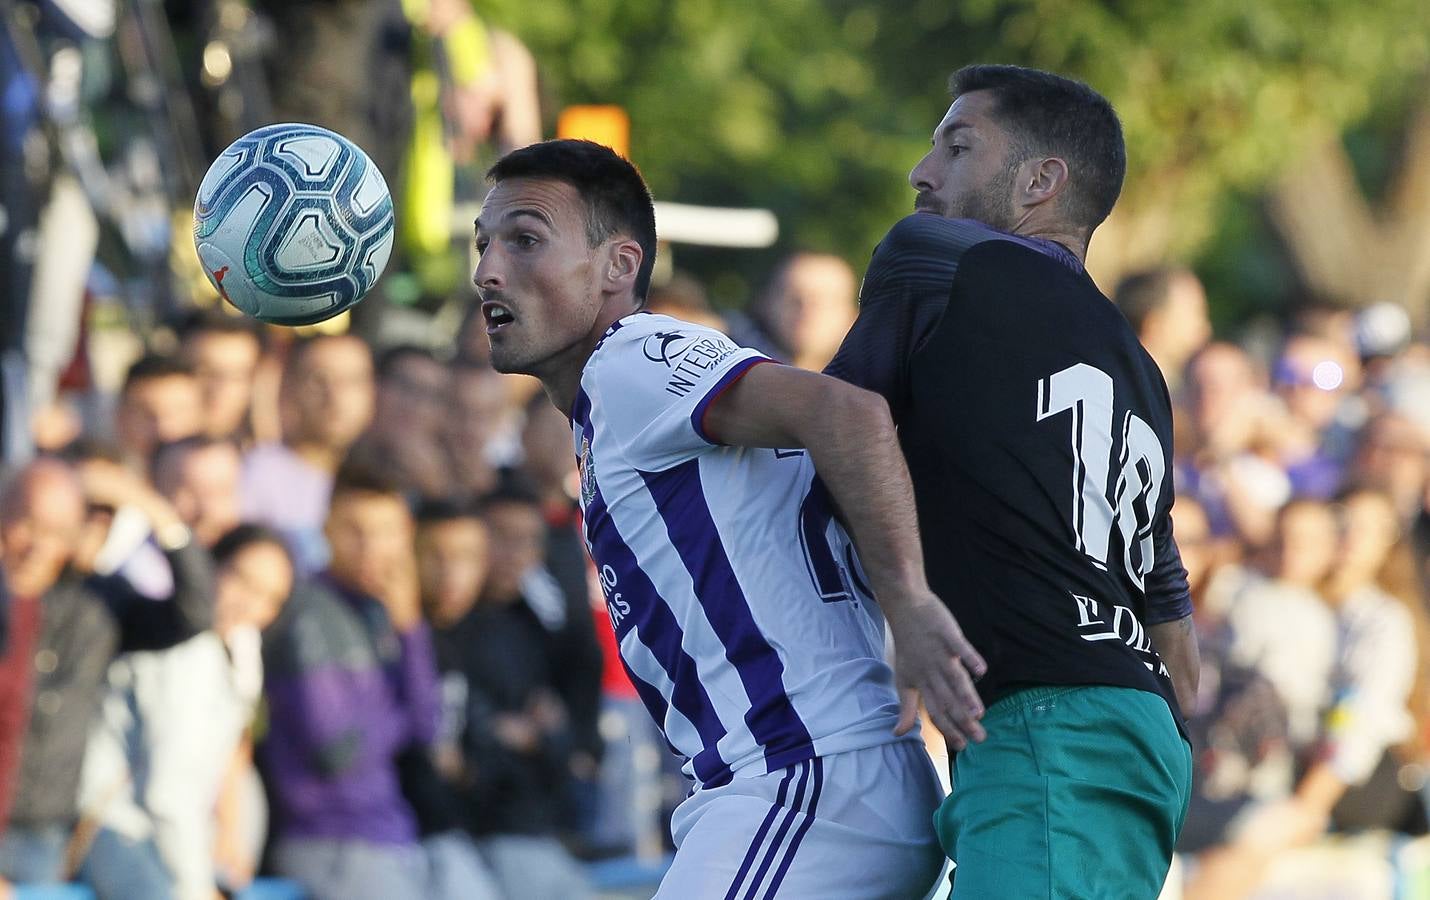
[{"xmin": 887, "ymin": 595, "xmax": 988, "ymax": 750}]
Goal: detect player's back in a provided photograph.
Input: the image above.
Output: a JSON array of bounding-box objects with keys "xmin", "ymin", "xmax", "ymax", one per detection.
[
  {"xmin": 830, "ymin": 214, "xmax": 1184, "ymax": 722},
  {"xmin": 573, "ymin": 314, "xmax": 904, "ymax": 789}
]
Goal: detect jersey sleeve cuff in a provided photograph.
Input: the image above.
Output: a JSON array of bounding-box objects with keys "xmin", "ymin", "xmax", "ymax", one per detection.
[
  {"xmin": 691, "ymin": 355, "xmax": 774, "ymax": 445},
  {"xmin": 1144, "ymin": 590, "xmax": 1194, "ymax": 626}
]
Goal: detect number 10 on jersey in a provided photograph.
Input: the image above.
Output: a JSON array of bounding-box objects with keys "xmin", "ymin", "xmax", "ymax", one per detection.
[{"xmin": 1036, "ymin": 363, "xmax": 1166, "ymax": 590}]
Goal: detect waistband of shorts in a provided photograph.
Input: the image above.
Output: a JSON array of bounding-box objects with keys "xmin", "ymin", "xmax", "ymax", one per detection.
[{"xmin": 985, "ymin": 683, "xmax": 1108, "ymax": 716}]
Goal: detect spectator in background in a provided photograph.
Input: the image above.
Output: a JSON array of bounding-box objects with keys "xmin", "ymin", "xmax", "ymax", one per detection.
[
  {"xmin": 516, "ymin": 401, "xmax": 605, "ymax": 834},
  {"xmin": 260, "ymin": 463, "xmax": 484, "ymax": 900},
  {"xmin": 423, "ymin": 485, "xmax": 593, "ymax": 900},
  {"xmin": 241, "ymin": 333, "xmax": 374, "ymax": 575},
  {"xmin": 176, "ymin": 310, "xmax": 266, "ymax": 443},
  {"xmin": 1221, "ymin": 499, "xmax": 1340, "ymax": 750},
  {"xmin": 443, "ymin": 361, "xmax": 509, "ymax": 502},
  {"xmin": 1176, "ymin": 496, "xmax": 1293, "ymax": 866},
  {"xmin": 75, "ymin": 526, "xmax": 295, "ymax": 900},
  {"xmin": 348, "ymin": 345, "xmax": 451, "ymax": 500},
  {"xmin": 0, "ymin": 454, "xmax": 212, "ymax": 887},
  {"xmin": 113, "ymin": 354, "xmax": 203, "ymax": 475},
  {"xmin": 1180, "ymin": 342, "xmax": 1289, "ymax": 547},
  {"xmin": 645, "ymin": 273, "xmax": 726, "ymax": 332},
  {"xmin": 1184, "ymin": 489, "xmax": 1430, "ymax": 900},
  {"xmin": 741, "ymin": 252, "xmax": 859, "ymax": 371},
  {"xmin": 417, "ymin": 501, "xmax": 489, "ymax": 637},
  {"xmin": 0, "ymin": 460, "xmax": 104, "ymax": 885},
  {"xmin": 1307, "ymin": 488, "xmax": 1427, "ymax": 835},
  {"xmin": 482, "ymin": 479, "xmax": 602, "ymax": 791},
  {"xmin": 519, "ymin": 396, "xmax": 592, "ymax": 652},
  {"xmin": 152, "ymin": 436, "xmax": 243, "ymax": 550},
  {"xmin": 211, "ymin": 526, "xmax": 297, "ymax": 894},
  {"xmin": 1270, "ymin": 333, "xmax": 1361, "ymax": 497},
  {"xmin": 1352, "ymin": 412, "xmax": 1429, "ymax": 525},
  {"xmin": 1113, "ymin": 267, "xmax": 1213, "ymax": 392}
]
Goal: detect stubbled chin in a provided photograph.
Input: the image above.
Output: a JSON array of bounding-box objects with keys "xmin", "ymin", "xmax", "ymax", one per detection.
[{"xmin": 488, "ymin": 341, "xmax": 530, "ymax": 376}]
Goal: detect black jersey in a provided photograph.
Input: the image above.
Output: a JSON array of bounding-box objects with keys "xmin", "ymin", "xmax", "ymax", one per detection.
[{"xmin": 827, "ymin": 213, "xmax": 1193, "ymax": 727}]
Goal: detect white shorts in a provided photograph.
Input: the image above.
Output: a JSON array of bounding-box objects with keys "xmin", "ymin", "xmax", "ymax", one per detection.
[{"xmin": 658, "ymin": 739, "xmax": 945, "ymax": 900}]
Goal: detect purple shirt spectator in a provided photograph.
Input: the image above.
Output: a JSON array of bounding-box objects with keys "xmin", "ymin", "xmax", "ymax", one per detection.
[{"xmin": 260, "ymin": 575, "xmax": 440, "ymax": 845}]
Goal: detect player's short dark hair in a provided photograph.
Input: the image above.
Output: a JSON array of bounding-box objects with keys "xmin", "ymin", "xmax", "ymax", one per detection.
[
  {"xmin": 949, "ymin": 64, "xmax": 1126, "ymax": 232},
  {"xmin": 121, "ymin": 353, "xmax": 196, "ymax": 397},
  {"xmin": 212, "ymin": 522, "xmax": 292, "ymax": 569},
  {"xmin": 487, "ymin": 139, "xmax": 658, "ymax": 305},
  {"xmin": 174, "ymin": 307, "xmax": 266, "ymax": 349},
  {"xmin": 1113, "ymin": 267, "xmax": 1188, "ymax": 334},
  {"xmin": 376, "ymin": 344, "xmax": 441, "ymax": 380}
]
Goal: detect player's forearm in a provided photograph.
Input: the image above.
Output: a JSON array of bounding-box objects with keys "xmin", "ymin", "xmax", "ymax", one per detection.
[
  {"xmin": 801, "ymin": 386, "xmax": 931, "ymax": 608},
  {"xmin": 1147, "ymin": 614, "xmax": 1200, "ymax": 714}
]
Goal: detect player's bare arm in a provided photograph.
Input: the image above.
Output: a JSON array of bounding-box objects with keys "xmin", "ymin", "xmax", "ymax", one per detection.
[
  {"xmin": 703, "ymin": 361, "xmax": 989, "ymax": 749},
  {"xmin": 1148, "ymin": 614, "xmax": 1200, "ymax": 713}
]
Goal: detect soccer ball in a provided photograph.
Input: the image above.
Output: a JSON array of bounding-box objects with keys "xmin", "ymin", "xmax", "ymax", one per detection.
[{"xmin": 193, "ymin": 123, "xmax": 395, "ymax": 326}]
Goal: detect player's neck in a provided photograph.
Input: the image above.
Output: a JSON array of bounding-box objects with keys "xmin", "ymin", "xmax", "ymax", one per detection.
[
  {"xmin": 1015, "ymin": 225, "xmax": 1087, "ymax": 263},
  {"xmin": 541, "ymin": 300, "xmax": 641, "ymax": 417},
  {"xmin": 1008, "ymin": 210, "xmax": 1089, "ymax": 263}
]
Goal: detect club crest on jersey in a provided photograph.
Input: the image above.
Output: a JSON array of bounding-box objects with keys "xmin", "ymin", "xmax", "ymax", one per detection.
[
  {"xmin": 578, "ymin": 436, "xmax": 597, "ymax": 506},
  {"xmin": 642, "ymin": 331, "xmax": 694, "ymax": 367}
]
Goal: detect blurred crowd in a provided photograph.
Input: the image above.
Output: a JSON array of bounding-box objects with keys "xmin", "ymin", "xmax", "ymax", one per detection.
[
  {"xmin": 1117, "ymin": 270, "xmax": 1430, "ymax": 898},
  {"xmin": 5, "ymin": 3, "xmax": 1430, "ymax": 900}
]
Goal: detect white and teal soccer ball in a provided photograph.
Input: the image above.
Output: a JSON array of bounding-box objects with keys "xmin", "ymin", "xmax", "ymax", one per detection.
[{"xmin": 193, "ymin": 123, "xmax": 395, "ymax": 326}]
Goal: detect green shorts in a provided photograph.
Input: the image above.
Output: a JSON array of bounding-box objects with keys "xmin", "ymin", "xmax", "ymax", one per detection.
[{"xmin": 935, "ymin": 684, "xmax": 1192, "ymax": 899}]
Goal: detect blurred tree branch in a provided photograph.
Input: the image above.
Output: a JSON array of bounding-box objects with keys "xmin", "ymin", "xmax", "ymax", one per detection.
[{"xmin": 1268, "ymin": 100, "xmax": 1430, "ymax": 323}]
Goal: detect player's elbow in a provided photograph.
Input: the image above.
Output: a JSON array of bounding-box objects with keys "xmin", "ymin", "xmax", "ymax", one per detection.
[{"xmin": 824, "ymin": 380, "xmax": 896, "ymax": 440}]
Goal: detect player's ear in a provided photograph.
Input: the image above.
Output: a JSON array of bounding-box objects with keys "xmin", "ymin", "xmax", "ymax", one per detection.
[
  {"xmin": 604, "ymin": 238, "xmax": 643, "ymax": 294},
  {"xmin": 1022, "ymin": 156, "xmax": 1070, "ymax": 207}
]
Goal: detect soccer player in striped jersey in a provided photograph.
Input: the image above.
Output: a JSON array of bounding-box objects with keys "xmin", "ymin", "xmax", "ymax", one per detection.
[{"xmin": 472, "ymin": 139, "xmax": 986, "ymax": 899}]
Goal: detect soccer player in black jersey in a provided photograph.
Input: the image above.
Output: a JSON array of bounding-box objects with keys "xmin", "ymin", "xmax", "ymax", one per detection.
[{"xmin": 826, "ymin": 65, "xmax": 1198, "ymax": 898}]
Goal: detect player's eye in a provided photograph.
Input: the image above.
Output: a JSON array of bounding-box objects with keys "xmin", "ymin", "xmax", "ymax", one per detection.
[
  {"xmin": 515, "ymin": 233, "xmax": 539, "ymax": 248},
  {"xmin": 948, "ymin": 144, "xmax": 966, "ymax": 157},
  {"xmin": 474, "ymin": 237, "xmax": 489, "ymax": 255}
]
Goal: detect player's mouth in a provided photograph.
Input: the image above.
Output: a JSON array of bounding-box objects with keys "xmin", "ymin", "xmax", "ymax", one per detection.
[
  {"xmin": 914, "ymin": 193, "xmax": 943, "ymax": 215},
  {"xmin": 482, "ymin": 300, "xmax": 516, "ymax": 334}
]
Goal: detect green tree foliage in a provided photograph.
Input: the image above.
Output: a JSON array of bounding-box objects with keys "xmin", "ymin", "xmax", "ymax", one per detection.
[{"xmin": 478, "ymin": 0, "xmax": 1430, "ymax": 308}]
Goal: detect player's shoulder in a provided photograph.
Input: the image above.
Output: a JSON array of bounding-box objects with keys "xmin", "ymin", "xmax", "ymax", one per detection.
[
  {"xmin": 591, "ymin": 313, "xmax": 737, "ymax": 367},
  {"xmin": 585, "ymin": 313, "xmax": 747, "ymax": 395},
  {"xmin": 875, "ymin": 214, "xmax": 1008, "ymax": 262},
  {"xmin": 601, "ymin": 311, "xmax": 729, "ymax": 346}
]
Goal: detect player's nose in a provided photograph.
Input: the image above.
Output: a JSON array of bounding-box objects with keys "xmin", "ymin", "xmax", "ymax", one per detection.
[
  {"xmin": 473, "ymin": 250, "xmax": 504, "ymax": 291},
  {"xmin": 909, "ymin": 153, "xmax": 936, "ymax": 193}
]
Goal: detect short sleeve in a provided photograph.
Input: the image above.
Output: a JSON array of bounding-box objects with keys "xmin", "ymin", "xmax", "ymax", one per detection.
[{"xmin": 588, "ymin": 323, "xmax": 772, "ymax": 472}]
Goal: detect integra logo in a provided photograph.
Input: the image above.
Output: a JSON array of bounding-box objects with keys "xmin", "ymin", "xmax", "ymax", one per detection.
[{"xmin": 642, "ymin": 331, "xmax": 691, "ymax": 367}]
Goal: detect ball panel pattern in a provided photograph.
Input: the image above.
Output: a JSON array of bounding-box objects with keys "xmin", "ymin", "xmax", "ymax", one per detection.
[{"xmin": 193, "ymin": 123, "xmax": 395, "ymax": 325}]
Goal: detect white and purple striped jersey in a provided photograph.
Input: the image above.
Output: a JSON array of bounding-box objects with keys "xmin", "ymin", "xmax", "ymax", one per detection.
[{"xmin": 572, "ymin": 313, "xmax": 905, "ymax": 788}]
